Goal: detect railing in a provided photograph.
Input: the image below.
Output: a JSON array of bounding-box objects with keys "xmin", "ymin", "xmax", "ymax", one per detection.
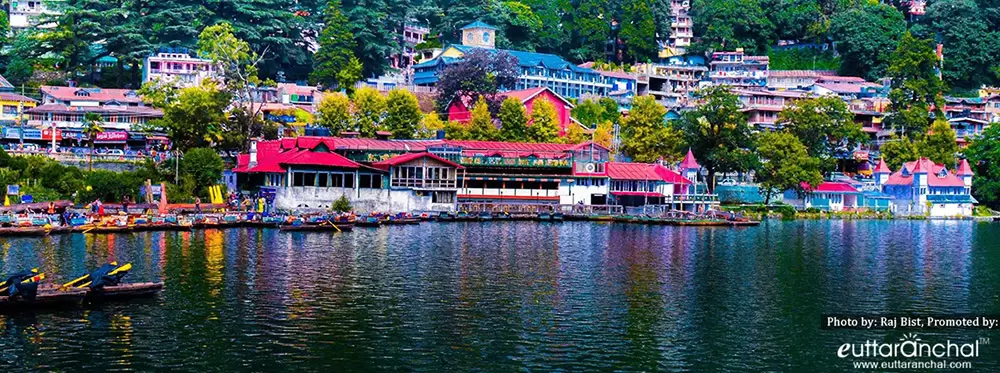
[
  {"xmin": 459, "ymin": 156, "xmax": 572, "ymax": 168},
  {"xmin": 459, "ymin": 188, "xmax": 560, "ymax": 198},
  {"xmin": 456, "ymin": 203, "xmax": 624, "ymax": 215}
]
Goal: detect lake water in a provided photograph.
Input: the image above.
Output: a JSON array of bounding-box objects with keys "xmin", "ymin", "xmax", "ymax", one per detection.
[{"xmin": 1, "ymin": 221, "xmax": 999, "ymax": 371}]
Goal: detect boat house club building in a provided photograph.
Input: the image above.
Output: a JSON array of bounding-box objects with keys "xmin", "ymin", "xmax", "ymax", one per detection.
[{"xmin": 233, "ymin": 137, "xmax": 716, "ymax": 212}]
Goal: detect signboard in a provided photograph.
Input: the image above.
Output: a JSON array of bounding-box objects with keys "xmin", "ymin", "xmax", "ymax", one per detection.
[
  {"xmin": 21, "ymin": 129, "xmax": 41, "ymax": 140},
  {"xmin": 6, "ymin": 185, "xmax": 19, "ymax": 195},
  {"xmin": 41, "ymin": 128, "xmax": 62, "ymax": 141},
  {"xmin": 460, "ymin": 156, "xmax": 572, "ymax": 168},
  {"xmin": 95, "ymin": 131, "xmax": 128, "ymax": 142},
  {"xmin": 128, "ymin": 133, "xmax": 147, "ymax": 141},
  {"xmin": 20, "ymin": 195, "xmax": 32, "ymax": 204}
]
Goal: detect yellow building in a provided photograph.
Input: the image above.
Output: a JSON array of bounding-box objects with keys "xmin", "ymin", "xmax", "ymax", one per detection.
[{"xmin": 0, "ymin": 92, "xmax": 39, "ymax": 125}]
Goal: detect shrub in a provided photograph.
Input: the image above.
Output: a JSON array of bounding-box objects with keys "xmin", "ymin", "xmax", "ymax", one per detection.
[{"xmin": 332, "ymin": 195, "xmax": 352, "ymax": 213}]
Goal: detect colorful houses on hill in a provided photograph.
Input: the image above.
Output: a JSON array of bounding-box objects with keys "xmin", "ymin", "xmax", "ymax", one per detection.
[
  {"xmin": 233, "ymin": 136, "xmax": 716, "ymax": 212},
  {"xmin": 446, "ymin": 87, "xmax": 577, "ymax": 136},
  {"xmin": 412, "ymin": 22, "xmax": 613, "ymax": 100}
]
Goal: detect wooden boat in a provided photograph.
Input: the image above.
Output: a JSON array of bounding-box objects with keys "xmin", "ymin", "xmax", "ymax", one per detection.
[
  {"xmin": 537, "ymin": 212, "xmax": 552, "ymax": 221},
  {"xmin": 729, "ymin": 220, "xmax": 761, "ymax": 227},
  {"xmin": 47, "ymin": 225, "xmax": 75, "ymax": 234},
  {"xmin": 77, "ymin": 225, "xmax": 133, "ymax": 234},
  {"xmin": 0, "ymin": 288, "xmax": 88, "ymax": 311},
  {"xmin": 83, "ymin": 282, "xmax": 164, "ymax": 301},
  {"xmin": 279, "ymin": 223, "xmax": 354, "ymax": 232},
  {"xmin": 355, "ymin": 217, "xmax": 382, "ymax": 227},
  {"xmin": 552, "ymin": 212, "xmax": 565, "ymax": 221},
  {"xmin": 436, "ymin": 212, "xmax": 456, "ymax": 222},
  {"xmin": 244, "ymin": 220, "xmax": 280, "ymax": 228},
  {"xmin": 0, "ymin": 226, "xmax": 49, "ymax": 237}
]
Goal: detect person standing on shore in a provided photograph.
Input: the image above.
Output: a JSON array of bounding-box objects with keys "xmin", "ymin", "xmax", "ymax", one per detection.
[
  {"xmin": 121, "ymin": 194, "xmax": 130, "ymax": 214},
  {"xmin": 194, "ymin": 197, "xmax": 202, "ymax": 213}
]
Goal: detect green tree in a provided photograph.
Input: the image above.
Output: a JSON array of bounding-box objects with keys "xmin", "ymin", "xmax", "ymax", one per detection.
[
  {"xmin": 569, "ymin": 0, "xmax": 611, "ymax": 61},
  {"xmin": 620, "ymin": 96, "xmax": 681, "ymax": 163},
  {"xmin": 198, "ymin": 22, "xmax": 267, "ymax": 151},
  {"xmin": 598, "ymin": 97, "xmax": 621, "ymax": 124},
  {"xmin": 468, "ymin": 96, "xmax": 499, "ymax": 140},
  {"xmin": 316, "ymin": 92, "xmax": 355, "ymax": 135},
  {"xmin": 965, "ymin": 125, "xmax": 1000, "ymax": 208},
  {"xmin": 925, "ymin": 0, "xmax": 1000, "ymax": 90},
  {"xmin": 619, "ymin": 0, "xmax": 658, "ymax": 61},
  {"xmin": 343, "ymin": 0, "xmax": 396, "ymax": 78},
  {"xmin": 572, "ymin": 99, "xmax": 606, "ymax": 128},
  {"xmin": 445, "ymin": 120, "xmax": 470, "ymax": 140},
  {"xmin": 829, "ymin": 2, "xmax": 906, "ymax": 80},
  {"xmin": 679, "ymin": 86, "xmax": 756, "ymax": 192},
  {"xmin": 312, "ymin": 0, "xmax": 359, "ymax": 89},
  {"xmin": 777, "ymin": 95, "xmax": 864, "ymax": 171},
  {"xmin": 755, "ymin": 131, "xmax": 823, "ymax": 204},
  {"xmin": 885, "ymin": 32, "xmax": 946, "ymax": 137},
  {"xmin": 352, "ymin": 87, "xmax": 387, "ymax": 137},
  {"xmin": 384, "ymin": 89, "xmax": 423, "ymax": 139},
  {"xmin": 527, "ymin": 99, "xmax": 561, "ymax": 143},
  {"xmin": 917, "ymin": 120, "xmax": 959, "ymax": 166},
  {"xmin": 564, "ymin": 123, "xmax": 590, "ymax": 144},
  {"xmin": 82, "ymin": 113, "xmax": 105, "ymax": 171},
  {"xmin": 691, "ymin": 0, "xmax": 775, "ymax": 54},
  {"xmin": 142, "ymin": 81, "xmax": 231, "ymax": 152},
  {"xmin": 498, "ymin": 97, "xmax": 529, "ymax": 142},
  {"xmin": 880, "ymin": 136, "xmax": 921, "ymax": 172},
  {"xmin": 594, "ymin": 120, "xmax": 614, "ymax": 150},
  {"xmin": 417, "ymin": 111, "xmax": 446, "ymax": 138},
  {"xmin": 332, "ymin": 195, "xmax": 353, "ymax": 212},
  {"xmin": 181, "ymin": 148, "xmax": 225, "ymax": 198}
]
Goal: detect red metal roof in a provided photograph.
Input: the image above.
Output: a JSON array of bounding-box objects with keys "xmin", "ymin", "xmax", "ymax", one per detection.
[
  {"xmin": 371, "ymin": 152, "xmax": 463, "ymax": 170},
  {"xmin": 885, "ymin": 158, "xmax": 967, "ymax": 187},
  {"xmin": 41, "ymin": 86, "xmax": 144, "ymax": 103},
  {"xmin": 874, "ymin": 159, "xmax": 891, "ymax": 173},
  {"xmin": 606, "ymin": 162, "xmax": 690, "ymax": 184},
  {"xmin": 679, "ymin": 149, "xmax": 700, "ymax": 169},
  {"xmin": 801, "ymin": 181, "xmax": 859, "ymax": 193},
  {"xmin": 957, "ymin": 159, "xmax": 973, "ymax": 176},
  {"xmin": 0, "ymin": 92, "xmax": 38, "ymax": 102},
  {"xmin": 279, "ymin": 150, "xmax": 360, "ymax": 168}
]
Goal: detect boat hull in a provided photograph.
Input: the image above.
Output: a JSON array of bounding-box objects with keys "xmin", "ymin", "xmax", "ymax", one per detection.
[
  {"xmin": 0, "ymin": 289, "xmax": 87, "ymax": 311},
  {"xmin": 0, "ymin": 227, "xmax": 49, "ymax": 237},
  {"xmin": 85, "ymin": 282, "xmax": 164, "ymax": 301},
  {"xmin": 278, "ymin": 223, "xmax": 355, "ymax": 232}
]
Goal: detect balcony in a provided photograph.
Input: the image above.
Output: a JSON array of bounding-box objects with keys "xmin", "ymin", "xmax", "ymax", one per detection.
[{"xmin": 458, "ymin": 188, "xmax": 561, "ymax": 199}]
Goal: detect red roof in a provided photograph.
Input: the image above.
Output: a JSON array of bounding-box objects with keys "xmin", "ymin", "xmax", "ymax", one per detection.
[
  {"xmin": 606, "ymin": 162, "xmax": 691, "ymax": 184},
  {"xmin": 680, "ymin": 149, "xmax": 700, "ymax": 169},
  {"xmin": 0, "ymin": 92, "xmax": 38, "ymax": 102},
  {"xmin": 279, "ymin": 150, "xmax": 359, "ymax": 168},
  {"xmin": 41, "ymin": 86, "xmax": 144, "ymax": 104},
  {"xmin": 371, "ymin": 152, "xmax": 463, "ymax": 170},
  {"xmin": 800, "ymin": 181, "xmax": 859, "ymax": 193},
  {"xmin": 874, "ymin": 159, "xmax": 891, "ymax": 173},
  {"xmin": 499, "ymin": 87, "xmax": 548, "ymax": 103},
  {"xmin": 885, "ymin": 158, "xmax": 967, "ymax": 187},
  {"xmin": 957, "ymin": 159, "xmax": 973, "ymax": 176}
]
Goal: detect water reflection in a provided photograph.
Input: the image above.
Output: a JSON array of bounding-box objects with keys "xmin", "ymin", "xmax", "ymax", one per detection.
[{"xmin": 0, "ymin": 221, "xmax": 997, "ymax": 371}]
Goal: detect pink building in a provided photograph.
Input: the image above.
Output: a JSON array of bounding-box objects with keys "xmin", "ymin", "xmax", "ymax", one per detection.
[{"xmin": 447, "ymin": 87, "xmax": 576, "ymax": 136}]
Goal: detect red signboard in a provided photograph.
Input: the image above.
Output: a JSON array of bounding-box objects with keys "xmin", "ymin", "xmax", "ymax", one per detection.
[
  {"xmin": 95, "ymin": 131, "xmax": 128, "ymax": 142},
  {"xmin": 41, "ymin": 128, "xmax": 62, "ymax": 141}
]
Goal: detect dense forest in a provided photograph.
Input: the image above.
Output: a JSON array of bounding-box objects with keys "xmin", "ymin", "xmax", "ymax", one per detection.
[{"xmin": 0, "ymin": 0, "xmax": 998, "ymax": 91}]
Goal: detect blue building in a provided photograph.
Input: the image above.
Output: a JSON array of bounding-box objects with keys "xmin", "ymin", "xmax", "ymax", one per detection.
[{"xmin": 412, "ymin": 22, "xmax": 612, "ymax": 100}]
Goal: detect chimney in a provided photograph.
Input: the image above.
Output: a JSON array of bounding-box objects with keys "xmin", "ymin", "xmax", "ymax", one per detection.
[{"xmin": 249, "ymin": 139, "xmax": 258, "ymax": 167}]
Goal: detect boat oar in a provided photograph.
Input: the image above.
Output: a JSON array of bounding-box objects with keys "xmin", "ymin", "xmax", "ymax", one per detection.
[
  {"xmin": 0, "ymin": 272, "xmax": 44, "ymax": 293},
  {"xmin": 61, "ymin": 273, "xmax": 91, "ymax": 290},
  {"xmin": 108, "ymin": 263, "xmax": 132, "ymax": 276},
  {"xmin": 0, "ymin": 268, "xmax": 39, "ymax": 290}
]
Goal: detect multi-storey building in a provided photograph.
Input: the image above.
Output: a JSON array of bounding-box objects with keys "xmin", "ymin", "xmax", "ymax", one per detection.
[
  {"xmin": 391, "ymin": 24, "xmax": 431, "ymax": 69},
  {"xmin": 26, "ymin": 86, "xmax": 162, "ymax": 144},
  {"xmin": 142, "ymin": 48, "xmax": 215, "ymax": 88},
  {"xmin": 733, "ymin": 89, "xmax": 808, "ymax": 129},
  {"xmin": 942, "ymin": 96, "xmax": 991, "ymax": 142},
  {"xmin": 635, "ymin": 57, "xmax": 708, "ymax": 108},
  {"xmin": 8, "ymin": 0, "xmax": 59, "ymax": 29},
  {"xmin": 658, "ymin": 0, "xmax": 693, "ymax": 58},
  {"xmin": 766, "ymin": 70, "xmax": 835, "ymax": 90},
  {"xmin": 413, "ymin": 22, "xmax": 612, "ymax": 100},
  {"xmin": 709, "ymin": 50, "xmax": 768, "ymax": 88}
]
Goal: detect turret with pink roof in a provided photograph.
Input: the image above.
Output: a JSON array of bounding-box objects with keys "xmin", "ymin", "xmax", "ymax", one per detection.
[
  {"xmin": 873, "ymin": 158, "xmax": 891, "ymax": 186},
  {"xmin": 679, "ymin": 149, "xmax": 700, "ymax": 194},
  {"xmin": 957, "ymin": 159, "xmax": 973, "ymax": 189}
]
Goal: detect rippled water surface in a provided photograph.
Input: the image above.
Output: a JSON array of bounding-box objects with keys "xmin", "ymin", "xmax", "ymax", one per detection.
[{"xmin": 2, "ymin": 221, "xmax": 1000, "ymax": 371}]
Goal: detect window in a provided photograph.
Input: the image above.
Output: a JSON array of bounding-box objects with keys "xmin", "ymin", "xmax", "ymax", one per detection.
[
  {"xmin": 293, "ymin": 172, "xmax": 305, "ymax": 186},
  {"xmin": 432, "ymin": 192, "xmax": 454, "ymax": 204},
  {"xmin": 303, "ymin": 173, "xmax": 316, "ymax": 186},
  {"xmin": 466, "ymin": 32, "xmax": 473, "ymax": 42},
  {"xmin": 482, "ymin": 32, "xmax": 490, "ymax": 43},
  {"xmin": 318, "ymin": 173, "xmax": 329, "ymax": 187}
]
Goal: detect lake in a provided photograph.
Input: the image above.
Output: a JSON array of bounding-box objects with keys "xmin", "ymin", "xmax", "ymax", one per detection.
[{"xmin": 2, "ymin": 221, "xmax": 999, "ymax": 371}]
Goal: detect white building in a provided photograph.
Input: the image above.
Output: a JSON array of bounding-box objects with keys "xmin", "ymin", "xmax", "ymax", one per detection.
[
  {"xmin": 143, "ymin": 50, "xmax": 215, "ymax": 88},
  {"xmin": 8, "ymin": 0, "xmax": 60, "ymax": 29}
]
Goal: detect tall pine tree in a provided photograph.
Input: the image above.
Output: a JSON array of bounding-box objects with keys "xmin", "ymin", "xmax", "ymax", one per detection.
[{"xmin": 312, "ymin": 0, "xmax": 358, "ymax": 88}]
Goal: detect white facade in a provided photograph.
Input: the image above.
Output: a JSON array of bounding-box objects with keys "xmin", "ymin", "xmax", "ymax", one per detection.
[
  {"xmin": 143, "ymin": 52, "xmax": 214, "ymax": 88},
  {"xmin": 9, "ymin": 0, "xmax": 59, "ymax": 29}
]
